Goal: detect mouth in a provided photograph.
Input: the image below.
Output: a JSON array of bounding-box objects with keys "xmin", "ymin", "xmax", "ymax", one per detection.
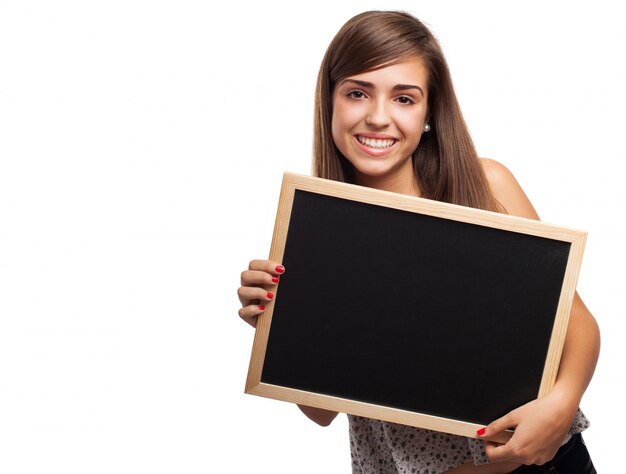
[{"xmin": 356, "ymin": 135, "xmax": 397, "ymax": 149}]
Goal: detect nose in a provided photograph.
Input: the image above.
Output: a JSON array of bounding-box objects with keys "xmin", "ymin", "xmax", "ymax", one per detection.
[{"xmin": 365, "ymin": 98, "xmax": 391, "ymax": 128}]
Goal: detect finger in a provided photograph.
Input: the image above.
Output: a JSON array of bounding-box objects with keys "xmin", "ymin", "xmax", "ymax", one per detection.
[
  {"xmin": 486, "ymin": 435, "xmax": 557, "ymax": 466},
  {"xmin": 237, "ymin": 287, "xmax": 275, "ymax": 307},
  {"xmin": 484, "ymin": 442, "xmax": 517, "ymax": 464},
  {"xmin": 238, "ymin": 304, "xmax": 266, "ymax": 328},
  {"xmin": 248, "ymin": 259, "xmax": 286, "ymax": 275},
  {"xmin": 484, "ymin": 436, "xmax": 537, "ymax": 465},
  {"xmin": 482, "ymin": 411, "xmax": 526, "ymax": 463},
  {"xmin": 478, "ymin": 411, "xmax": 518, "ymax": 440},
  {"xmin": 240, "ymin": 269, "xmax": 281, "ymax": 287}
]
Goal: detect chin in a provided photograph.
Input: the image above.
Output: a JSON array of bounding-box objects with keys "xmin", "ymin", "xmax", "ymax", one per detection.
[
  {"xmin": 351, "ymin": 160, "xmax": 395, "ymax": 177},
  {"xmin": 352, "ymin": 168, "xmax": 396, "ymax": 183}
]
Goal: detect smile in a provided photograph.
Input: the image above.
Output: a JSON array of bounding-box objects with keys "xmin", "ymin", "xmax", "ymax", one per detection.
[{"xmin": 356, "ymin": 135, "xmax": 397, "ymax": 149}]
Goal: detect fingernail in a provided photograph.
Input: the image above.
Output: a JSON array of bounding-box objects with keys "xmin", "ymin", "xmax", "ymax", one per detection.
[
  {"xmin": 476, "ymin": 427, "xmax": 486, "ymax": 436},
  {"xmin": 258, "ymin": 305, "xmax": 265, "ymax": 311},
  {"xmin": 266, "ymin": 292, "xmax": 274, "ymax": 299},
  {"xmin": 271, "ymin": 276, "xmax": 279, "ymax": 283},
  {"xmin": 275, "ymin": 265, "xmax": 285, "ymax": 274}
]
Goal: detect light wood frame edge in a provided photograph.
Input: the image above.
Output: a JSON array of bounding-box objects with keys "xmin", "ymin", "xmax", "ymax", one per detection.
[
  {"xmin": 245, "ymin": 172, "xmax": 586, "ymax": 441},
  {"xmin": 244, "ymin": 174, "xmax": 296, "ymax": 394},
  {"xmin": 248, "ymin": 382, "xmax": 513, "ymax": 444},
  {"xmin": 538, "ymin": 232, "xmax": 587, "ymax": 396}
]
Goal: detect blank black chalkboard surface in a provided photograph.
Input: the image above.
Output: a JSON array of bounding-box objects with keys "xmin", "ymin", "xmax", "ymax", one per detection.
[{"xmin": 245, "ymin": 173, "xmax": 586, "ymax": 443}]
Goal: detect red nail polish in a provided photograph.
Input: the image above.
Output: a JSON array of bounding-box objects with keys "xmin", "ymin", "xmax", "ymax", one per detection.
[
  {"xmin": 271, "ymin": 276, "xmax": 279, "ymax": 283},
  {"xmin": 267, "ymin": 292, "xmax": 274, "ymax": 299},
  {"xmin": 258, "ymin": 305, "xmax": 265, "ymax": 311},
  {"xmin": 476, "ymin": 427, "xmax": 486, "ymax": 436},
  {"xmin": 275, "ymin": 265, "xmax": 285, "ymax": 274}
]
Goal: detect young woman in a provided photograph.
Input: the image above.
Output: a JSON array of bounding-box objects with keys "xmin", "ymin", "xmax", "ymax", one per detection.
[{"xmin": 237, "ymin": 11, "xmax": 599, "ymax": 474}]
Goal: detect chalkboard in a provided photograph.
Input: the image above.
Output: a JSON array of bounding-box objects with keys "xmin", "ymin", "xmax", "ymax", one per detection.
[{"xmin": 245, "ymin": 173, "xmax": 586, "ymax": 443}]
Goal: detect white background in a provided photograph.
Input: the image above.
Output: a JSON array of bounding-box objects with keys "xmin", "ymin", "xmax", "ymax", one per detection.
[{"xmin": 1, "ymin": 1, "xmax": 624, "ymax": 472}]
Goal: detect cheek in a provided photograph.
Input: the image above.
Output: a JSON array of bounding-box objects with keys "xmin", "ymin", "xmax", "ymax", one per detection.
[
  {"xmin": 332, "ymin": 96, "xmax": 364, "ymax": 132},
  {"xmin": 331, "ymin": 103, "xmax": 354, "ymax": 146},
  {"xmin": 397, "ymin": 111, "xmax": 426, "ymax": 143}
]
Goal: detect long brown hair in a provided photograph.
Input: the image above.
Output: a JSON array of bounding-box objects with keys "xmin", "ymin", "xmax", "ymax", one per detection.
[{"xmin": 313, "ymin": 11, "xmax": 502, "ymax": 212}]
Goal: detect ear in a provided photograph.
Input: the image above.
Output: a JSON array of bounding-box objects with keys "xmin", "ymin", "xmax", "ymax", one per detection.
[{"xmin": 423, "ymin": 112, "xmax": 432, "ymax": 133}]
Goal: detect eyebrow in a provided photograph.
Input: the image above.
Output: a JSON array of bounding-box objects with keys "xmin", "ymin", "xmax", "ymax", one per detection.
[{"xmin": 341, "ymin": 79, "xmax": 424, "ymax": 97}]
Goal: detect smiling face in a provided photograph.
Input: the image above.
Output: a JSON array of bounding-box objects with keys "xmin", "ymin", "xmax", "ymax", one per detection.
[{"xmin": 331, "ymin": 58, "xmax": 429, "ymax": 195}]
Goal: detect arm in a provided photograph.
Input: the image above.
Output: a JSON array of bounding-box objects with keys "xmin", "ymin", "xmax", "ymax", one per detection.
[
  {"xmin": 298, "ymin": 405, "xmax": 339, "ymax": 426},
  {"xmin": 477, "ymin": 159, "xmax": 601, "ymax": 465}
]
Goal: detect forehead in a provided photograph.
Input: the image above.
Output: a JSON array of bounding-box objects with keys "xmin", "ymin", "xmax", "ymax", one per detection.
[{"xmin": 342, "ymin": 57, "xmax": 429, "ymax": 88}]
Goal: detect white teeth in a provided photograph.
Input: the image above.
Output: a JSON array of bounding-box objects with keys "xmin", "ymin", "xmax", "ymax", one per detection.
[{"xmin": 357, "ymin": 136, "xmax": 396, "ymax": 149}]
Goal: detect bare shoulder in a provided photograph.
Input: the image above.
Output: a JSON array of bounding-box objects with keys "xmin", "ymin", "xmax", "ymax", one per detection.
[{"xmin": 478, "ymin": 158, "xmax": 540, "ymax": 220}]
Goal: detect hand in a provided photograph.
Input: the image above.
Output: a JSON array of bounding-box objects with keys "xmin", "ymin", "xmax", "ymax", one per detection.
[
  {"xmin": 237, "ymin": 259, "xmax": 285, "ymax": 328},
  {"xmin": 479, "ymin": 387, "xmax": 578, "ymax": 465}
]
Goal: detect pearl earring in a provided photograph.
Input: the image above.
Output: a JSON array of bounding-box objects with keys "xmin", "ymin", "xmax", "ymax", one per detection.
[{"xmin": 423, "ymin": 123, "xmax": 431, "ymax": 133}]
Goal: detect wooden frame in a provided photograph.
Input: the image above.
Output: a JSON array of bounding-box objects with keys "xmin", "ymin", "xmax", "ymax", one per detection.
[{"xmin": 245, "ymin": 173, "xmax": 586, "ymax": 443}]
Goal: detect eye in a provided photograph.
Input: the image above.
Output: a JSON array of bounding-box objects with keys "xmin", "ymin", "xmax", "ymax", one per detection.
[
  {"xmin": 396, "ymin": 95, "xmax": 416, "ymax": 105},
  {"xmin": 347, "ymin": 90, "xmax": 367, "ymax": 100}
]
